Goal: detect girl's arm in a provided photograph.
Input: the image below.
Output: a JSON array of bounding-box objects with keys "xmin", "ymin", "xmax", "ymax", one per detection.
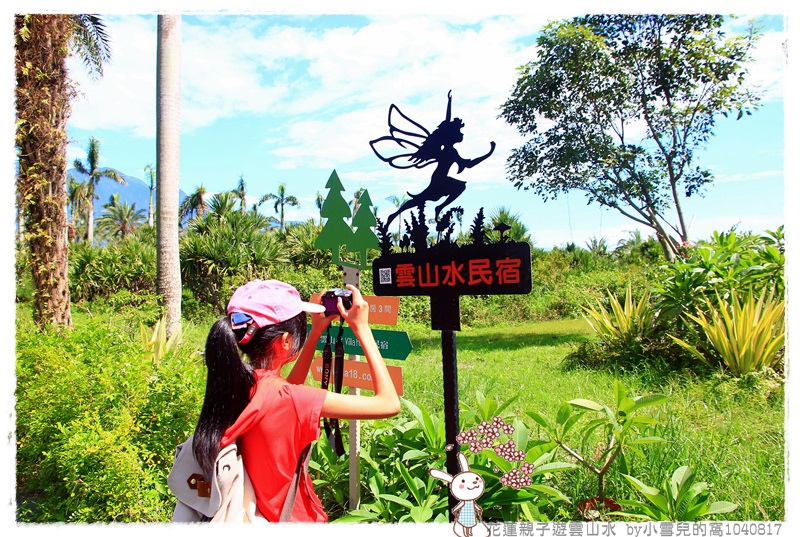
[
  {"xmin": 320, "ymin": 285, "xmax": 401, "ymax": 420},
  {"xmin": 285, "ymin": 305, "xmax": 337, "ymax": 385}
]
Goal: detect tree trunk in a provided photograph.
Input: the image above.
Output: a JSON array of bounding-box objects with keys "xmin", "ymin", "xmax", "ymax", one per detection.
[
  {"xmin": 15, "ymin": 15, "xmax": 73, "ymax": 328},
  {"xmin": 16, "ymin": 190, "xmax": 24, "ymax": 246},
  {"xmin": 87, "ymin": 196, "xmax": 95, "ymax": 245},
  {"xmin": 156, "ymin": 15, "xmax": 182, "ymax": 338},
  {"xmin": 148, "ymin": 188, "xmax": 154, "ymax": 227}
]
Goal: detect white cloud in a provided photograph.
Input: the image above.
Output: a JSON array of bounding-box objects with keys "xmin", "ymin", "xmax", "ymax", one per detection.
[
  {"xmin": 749, "ymin": 28, "xmax": 787, "ymax": 102},
  {"xmin": 68, "ymin": 16, "xmax": 157, "ymax": 137},
  {"xmin": 712, "ymin": 169, "xmax": 783, "ymax": 183}
]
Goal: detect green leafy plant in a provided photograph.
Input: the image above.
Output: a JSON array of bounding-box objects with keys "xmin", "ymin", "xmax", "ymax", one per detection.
[
  {"xmin": 453, "ymin": 392, "xmax": 574, "ymax": 521},
  {"xmin": 527, "ymin": 380, "xmax": 667, "ymax": 507},
  {"xmin": 15, "ymin": 315, "xmax": 202, "ymax": 522},
  {"xmin": 615, "ymin": 465, "xmax": 738, "ymax": 521},
  {"xmin": 582, "ymin": 284, "xmax": 656, "ymax": 350},
  {"xmin": 670, "ymin": 288, "xmax": 784, "ymax": 376},
  {"xmin": 307, "ymin": 431, "xmax": 351, "ymax": 520},
  {"xmin": 140, "ymin": 315, "xmax": 183, "ymax": 365},
  {"xmin": 462, "ymin": 418, "xmax": 576, "ymax": 521},
  {"xmin": 336, "ymin": 399, "xmax": 448, "ymax": 523},
  {"xmin": 654, "ymin": 227, "xmax": 784, "ymax": 334}
]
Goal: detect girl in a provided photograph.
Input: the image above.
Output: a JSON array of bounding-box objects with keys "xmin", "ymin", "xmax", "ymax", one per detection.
[{"xmin": 191, "ymin": 279, "xmax": 400, "ymax": 522}]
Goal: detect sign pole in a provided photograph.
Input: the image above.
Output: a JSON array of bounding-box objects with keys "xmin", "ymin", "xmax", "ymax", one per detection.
[
  {"xmin": 431, "ymin": 293, "xmax": 462, "ymax": 520},
  {"xmin": 343, "ymin": 267, "xmax": 361, "ymax": 511},
  {"xmin": 441, "ymin": 328, "xmax": 460, "ymax": 519}
]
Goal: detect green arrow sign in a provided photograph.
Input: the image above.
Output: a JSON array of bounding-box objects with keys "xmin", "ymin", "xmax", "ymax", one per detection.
[{"xmin": 308, "ymin": 325, "xmax": 413, "ymax": 360}]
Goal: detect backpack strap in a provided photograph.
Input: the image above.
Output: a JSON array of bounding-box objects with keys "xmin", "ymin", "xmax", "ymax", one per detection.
[{"xmin": 279, "ymin": 443, "xmax": 312, "ymax": 522}]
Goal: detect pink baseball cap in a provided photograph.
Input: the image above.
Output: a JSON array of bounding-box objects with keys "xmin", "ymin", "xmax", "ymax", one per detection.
[{"xmin": 227, "ymin": 280, "xmax": 325, "ymax": 342}]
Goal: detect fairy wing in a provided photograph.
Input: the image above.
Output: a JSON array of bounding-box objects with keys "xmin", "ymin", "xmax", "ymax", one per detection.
[{"xmin": 369, "ymin": 104, "xmax": 436, "ymax": 169}]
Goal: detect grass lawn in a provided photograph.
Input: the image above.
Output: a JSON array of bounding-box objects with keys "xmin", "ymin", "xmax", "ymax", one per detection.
[{"xmin": 387, "ymin": 317, "xmax": 784, "ymax": 521}]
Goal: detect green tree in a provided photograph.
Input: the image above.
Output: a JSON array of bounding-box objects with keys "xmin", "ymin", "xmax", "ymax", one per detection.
[
  {"xmin": 207, "ymin": 191, "xmax": 239, "ymax": 221},
  {"xmin": 350, "ymin": 190, "xmax": 379, "ymax": 269},
  {"xmin": 72, "ymin": 136, "xmax": 126, "ymax": 246},
  {"xmin": 500, "ymin": 15, "xmax": 761, "ymax": 262},
  {"xmin": 15, "ymin": 14, "xmax": 111, "ymax": 327},
  {"xmin": 156, "ymin": 14, "xmax": 182, "ymax": 338},
  {"xmin": 179, "ymin": 184, "xmax": 208, "ymax": 222},
  {"xmin": 315, "ymin": 170, "xmax": 353, "ymax": 266},
  {"xmin": 143, "ymin": 163, "xmax": 156, "ymax": 227},
  {"xmin": 385, "ymin": 193, "xmax": 409, "ymax": 241},
  {"xmin": 284, "ymin": 220, "xmax": 328, "ymax": 268},
  {"xmin": 259, "ymin": 182, "xmax": 300, "ymax": 233},
  {"xmin": 96, "ymin": 194, "xmax": 146, "ymax": 241},
  {"xmin": 233, "ymin": 174, "xmax": 247, "ymax": 215},
  {"xmin": 67, "ymin": 175, "xmax": 90, "ymax": 241},
  {"xmin": 181, "ymin": 211, "xmax": 287, "ymax": 311},
  {"xmin": 485, "ymin": 206, "xmax": 532, "ymax": 245},
  {"xmin": 585, "ymin": 236, "xmax": 609, "ymax": 257}
]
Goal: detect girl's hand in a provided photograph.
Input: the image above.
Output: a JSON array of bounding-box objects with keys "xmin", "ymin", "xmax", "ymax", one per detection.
[
  {"xmin": 338, "ymin": 284, "xmax": 369, "ymax": 333},
  {"xmin": 309, "ymin": 297, "xmax": 337, "ymax": 335}
]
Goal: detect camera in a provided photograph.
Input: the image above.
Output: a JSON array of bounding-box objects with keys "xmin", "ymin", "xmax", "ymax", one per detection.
[{"xmin": 321, "ymin": 288, "xmax": 353, "ymax": 316}]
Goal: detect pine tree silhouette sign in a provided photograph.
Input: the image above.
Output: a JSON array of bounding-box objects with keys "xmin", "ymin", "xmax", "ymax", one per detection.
[
  {"xmin": 315, "ymin": 169, "xmax": 379, "ymax": 270},
  {"xmin": 351, "ymin": 190, "xmax": 379, "ymax": 266}
]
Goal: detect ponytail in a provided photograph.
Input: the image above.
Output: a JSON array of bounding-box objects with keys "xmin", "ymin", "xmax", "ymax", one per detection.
[
  {"xmin": 192, "ymin": 311, "xmax": 309, "ymax": 476},
  {"xmin": 193, "ymin": 317, "xmax": 255, "ymax": 476}
]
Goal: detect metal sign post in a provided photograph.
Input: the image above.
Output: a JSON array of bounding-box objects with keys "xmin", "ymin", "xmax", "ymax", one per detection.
[{"xmin": 342, "ymin": 266, "xmax": 361, "ymax": 511}]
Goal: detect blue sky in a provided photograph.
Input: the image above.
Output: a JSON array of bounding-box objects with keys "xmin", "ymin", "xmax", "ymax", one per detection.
[{"xmin": 60, "ymin": 8, "xmax": 788, "ymax": 249}]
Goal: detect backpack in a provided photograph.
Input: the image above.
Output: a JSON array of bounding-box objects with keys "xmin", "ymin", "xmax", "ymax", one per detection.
[{"xmin": 168, "ymin": 435, "xmax": 310, "ymax": 523}]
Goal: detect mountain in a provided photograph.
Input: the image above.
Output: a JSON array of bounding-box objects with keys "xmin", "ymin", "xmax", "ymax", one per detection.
[{"xmin": 67, "ymin": 168, "xmax": 188, "ymax": 220}]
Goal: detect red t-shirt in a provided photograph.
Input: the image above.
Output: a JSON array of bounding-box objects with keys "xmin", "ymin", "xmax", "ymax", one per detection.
[{"xmin": 220, "ymin": 369, "xmax": 327, "ymax": 522}]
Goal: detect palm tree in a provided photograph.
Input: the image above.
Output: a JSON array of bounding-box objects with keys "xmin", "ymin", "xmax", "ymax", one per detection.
[
  {"xmin": 156, "ymin": 14, "xmax": 182, "ymax": 338},
  {"xmin": 96, "ymin": 194, "xmax": 146, "ymax": 241},
  {"xmin": 349, "ymin": 187, "xmax": 366, "ymax": 215},
  {"xmin": 585, "ymin": 236, "xmax": 610, "ymax": 257},
  {"xmin": 179, "ymin": 184, "xmax": 208, "ymax": 222},
  {"xmin": 285, "ymin": 220, "xmax": 327, "ymax": 268},
  {"xmin": 207, "ymin": 191, "xmax": 239, "ymax": 220},
  {"xmin": 233, "ymin": 175, "xmax": 247, "ymax": 215},
  {"xmin": 315, "ymin": 191, "xmax": 324, "ymax": 225},
  {"xmin": 67, "ymin": 174, "xmax": 90, "ymax": 241},
  {"xmin": 15, "ymin": 14, "xmax": 111, "ymax": 327},
  {"xmin": 143, "ymin": 163, "xmax": 156, "ymax": 227},
  {"xmin": 72, "ymin": 136, "xmax": 127, "ymax": 245},
  {"xmin": 259, "ymin": 182, "xmax": 299, "ymax": 232},
  {"xmin": 385, "ymin": 194, "xmax": 408, "ymax": 241},
  {"xmin": 486, "ymin": 206, "xmax": 533, "ymax": 245}
]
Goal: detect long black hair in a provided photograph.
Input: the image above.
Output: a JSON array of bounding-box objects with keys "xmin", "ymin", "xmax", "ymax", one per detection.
[{"xmin": 192, "ymin": 312, "xmax": 307, "ymax": 476}]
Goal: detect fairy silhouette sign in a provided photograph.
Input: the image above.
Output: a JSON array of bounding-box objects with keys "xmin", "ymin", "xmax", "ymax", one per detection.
[
  {"xmin": 369, "ymin": 91, "xmax": 532, "ymax": 330},
  {"xmin": 369, "ymin": 92, "xmax": 531, "ymax": 518}
]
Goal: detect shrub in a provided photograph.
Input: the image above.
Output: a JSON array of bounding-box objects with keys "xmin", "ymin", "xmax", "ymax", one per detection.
[
  {"xmin": 654, "ymin": 227, "xmax": 784, "ymax": 333},
  {"xmin": 15, "ymin": 315, "xmax": 203, "ymax": 522},
  {"xmin": 69, "ymin": 238, "xmax": 156, "ymax": 301},
  {"xmin": 180, "ymin": 212, "xmax": 288, "ymax": 311},
  {"xmin": 615, "ymin": 466, "xmax": 738, "ymax": 521},
  {"xmin": 581, "ymin": 284, "xmax": 656, "ymax": 352},
  {"xmin": 526, "ymin": 380, "xmax": 668, "ymax": 509},
  {"xmin": 670, "ymin": 288, "xmax": 785, "ymax": 376}
]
